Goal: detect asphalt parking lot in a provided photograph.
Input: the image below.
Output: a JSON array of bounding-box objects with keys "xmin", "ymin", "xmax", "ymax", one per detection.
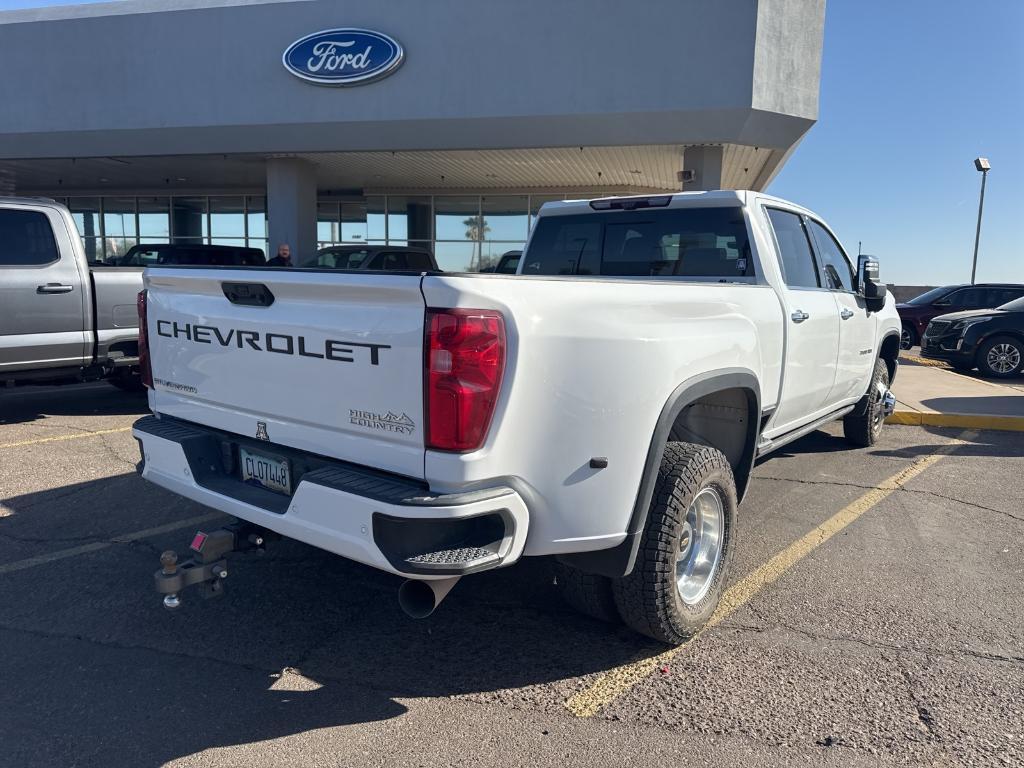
[{"xmin": 1, "ymin": 383, "xmax": 1021, "ymax": 768}]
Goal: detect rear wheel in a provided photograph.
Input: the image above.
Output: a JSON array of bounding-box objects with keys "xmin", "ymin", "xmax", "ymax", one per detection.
[
  {"xmin": 611, "ymin": 442, "xmax": 736, "ymax": 645},
  {"xmin": 108, "ymin": 369, "xmax": 145, "ymax": 392},
  {"xmin": 843, "ymin": 358, "xmax": 891, "ymax": 447},
  {"xmin": 900, "ymin": 323, "xmax": 917, "ymax": 350},
  {"xmin": 977, "ymin": 336, "xmax": 1024, "ymax": 379}
]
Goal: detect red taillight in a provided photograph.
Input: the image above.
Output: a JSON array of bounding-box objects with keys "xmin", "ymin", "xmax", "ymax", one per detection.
[
  {"xmin": 137, "ymin": 290, "xmax": 153, "ymax": 389},
  {"xmin": 425, "ymin": 308, "xmax": 506, "ymax": 452}
]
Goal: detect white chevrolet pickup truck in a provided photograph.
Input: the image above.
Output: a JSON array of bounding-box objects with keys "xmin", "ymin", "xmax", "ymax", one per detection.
[{"xmin": 134, "ymin": 191, "xmax": 900, "ymax": 644}]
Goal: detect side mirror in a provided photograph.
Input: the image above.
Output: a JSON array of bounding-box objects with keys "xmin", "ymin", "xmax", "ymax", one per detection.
[{"xmin": 857, "ymin": 255, "xmax": 887, "ymax": 313}]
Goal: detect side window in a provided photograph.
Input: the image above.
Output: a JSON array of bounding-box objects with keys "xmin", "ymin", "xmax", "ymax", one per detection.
[
  {"xmin": 807, "ymin": 220, "xmax": 855, "ymax": 291},
  {"xmin": 380, "ymin": 252, "xmax": 409, "ymax": 270},
  {"xmin": 984, "ymin": 288, "xmax": 1020, "ymax": 308},
  {"xmin": 0, "ymin": 209, "xmax": 60, "ymax": 266},
  {"xmin": 944, "ymin": 288, "xmax": 984, "ymax": 308},
  {"xmin": 765, "ymin": 208, "xmax": 820, "ymax": 288},
  {"xmin": 405, "ymin": 251, "xmax": 434, "ymax": 270}
]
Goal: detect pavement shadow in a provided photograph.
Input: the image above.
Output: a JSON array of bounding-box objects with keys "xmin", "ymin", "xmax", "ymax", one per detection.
[
  {"xmin": 0, "ymin": 382, "xmax": 149, "ymax": 425},
  {"xmin": 921, "ymin": 395, "xmax": 1024, "ymax": 417},
  {"xmin": 0, "ymin": 475, "xmax": 661, "ymax": 767},
  {"xmin": 869, "ymin": 426, "xmax": 1024, "ymax": 459}
]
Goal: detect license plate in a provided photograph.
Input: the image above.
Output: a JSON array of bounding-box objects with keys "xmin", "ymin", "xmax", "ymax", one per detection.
[{"xmin": 239, "ymin": 446, "xmax": 292, "ymax": 495}]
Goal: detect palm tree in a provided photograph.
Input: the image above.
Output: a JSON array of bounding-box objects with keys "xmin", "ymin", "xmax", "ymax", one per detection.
[{"xmin": 463, "ymin": 214, "xmax": 491, "ymax": 271}]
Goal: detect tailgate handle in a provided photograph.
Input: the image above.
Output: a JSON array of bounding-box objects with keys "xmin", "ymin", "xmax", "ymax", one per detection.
[{"xmin": 222, "ymin": 282, "xmax": 274, "ymax": 307}]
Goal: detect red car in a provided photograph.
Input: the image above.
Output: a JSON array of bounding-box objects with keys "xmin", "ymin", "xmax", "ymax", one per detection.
[{"xmin": 897, "ymin": 284, "xmax": 1024, "ymax": 349}]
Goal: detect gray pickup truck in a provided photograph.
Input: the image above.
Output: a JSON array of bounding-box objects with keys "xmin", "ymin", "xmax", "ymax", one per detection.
[{"xmin": 0, "ymin": 197, "xmax": 144, "ymax": 389}]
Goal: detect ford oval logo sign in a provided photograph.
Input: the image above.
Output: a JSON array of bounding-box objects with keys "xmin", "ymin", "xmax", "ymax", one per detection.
[{"xmin": 282, "ymin": 28, "xmax": 404, "ymax": 86}]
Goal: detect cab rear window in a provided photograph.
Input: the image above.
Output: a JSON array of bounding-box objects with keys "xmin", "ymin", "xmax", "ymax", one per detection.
[{"xmin": 522, "ymin": 206, "xmax": 752, "ymax": 279}]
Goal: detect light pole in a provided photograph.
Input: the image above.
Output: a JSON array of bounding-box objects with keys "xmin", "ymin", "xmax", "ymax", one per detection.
[{"xmin": 970, "ymin": 157, "xmax": 990, "ymax": 285}]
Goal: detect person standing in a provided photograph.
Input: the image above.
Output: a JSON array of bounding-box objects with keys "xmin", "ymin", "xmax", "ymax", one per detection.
[{"xmin": 267, "ymin": 243, "xmax": 292, "ymax": 267}]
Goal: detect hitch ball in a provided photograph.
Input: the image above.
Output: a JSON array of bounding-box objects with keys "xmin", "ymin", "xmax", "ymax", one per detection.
[{"xmin": 163, "ymin": 593, "xmax": 181, "ymax": 610}]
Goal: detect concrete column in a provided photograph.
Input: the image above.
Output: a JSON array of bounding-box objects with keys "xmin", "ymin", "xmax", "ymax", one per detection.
[
  {"xmin": 681, "ymin": 146, "xmax": 724, "ymax": 191},
  {"xmin": 266, "ymin": 157, "xmax": 317, "ymax": 262}
]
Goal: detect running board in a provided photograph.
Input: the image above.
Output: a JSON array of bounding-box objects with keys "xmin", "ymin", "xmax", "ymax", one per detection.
[{"xmin": 757, "ymin": 405, "xmax": 855, "ymax": 457}]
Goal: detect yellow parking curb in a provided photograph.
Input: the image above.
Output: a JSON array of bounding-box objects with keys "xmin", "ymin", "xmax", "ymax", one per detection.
[
  {"xmin": 887, "ymin": 410, "xmax": 1024, "ymax": 432},
  {"xmin": 901, "ymin": 353, "xmax": 949, "ymax": 368}
]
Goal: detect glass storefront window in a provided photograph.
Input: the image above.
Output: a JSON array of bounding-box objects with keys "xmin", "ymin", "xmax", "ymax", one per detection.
[
  {"xmin": 210, "ymin": 197, "xmax": 245, "ymax": 240},
  {"xmin": 435, "ymin": 197, "xmax": 480, "ymax": 241},
  {"xmin": 69, "ymin": 198, "xmax": 101, "ymax": 239},
  {"xmin": 433, "ymin": 241, "xmax": 476, "ymax": 273},
  {"xmin": 103, "ymin": 197, "xmax": 136, "ymax": 239},
  {"xmin": 317, "ymin": 202, "xmax": 340, "ymax": 245},
  {"xmin": 247, "ymin": 196, "xmax": 267, "ymax": 241},
  {"xmin": 105, "ymin": 237, "xmax": 137, "ymax": 263},
  {"xmin": 387, "ymin": 195, "xmax": 432, "ymax": 242},
  {"xmin": 482, "ymin": 196, "xmax": 528, "ymax": 242},
  {"xmin": 172, "ymin": 197, "xmax": 207, "ymax": 242},
  {"xmin": 340, "ymin": 202, "xmax": 366, "ymax": 242},
  {"xmin": 138, "ymin": 197, "xmax": 170, "ymax": 240}
]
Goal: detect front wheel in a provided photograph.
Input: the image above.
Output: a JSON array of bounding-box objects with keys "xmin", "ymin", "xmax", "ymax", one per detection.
[
  {"xmin": 900, "ymin": 323, "xmax": 917, "ymax": 350},
  {"xmin": 977, "ymin": 336, "xmax": 1024, "ymax": 379},
  {"xmin": 612, "ymin": 442, "xmax": 736, "ymax": 645},
  {"xmin": 843, "ymin": 358, "xmax": 891, "ymax": 447}
]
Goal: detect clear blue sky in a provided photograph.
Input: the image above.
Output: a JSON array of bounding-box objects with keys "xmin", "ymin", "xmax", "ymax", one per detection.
[
  {"xmin": 768, "ymin": 0, "xmax": 1023, "ymax": 285},
  {"xmin": 3, "ymin": 0, "xmax": 1021, "ymax": 285}
]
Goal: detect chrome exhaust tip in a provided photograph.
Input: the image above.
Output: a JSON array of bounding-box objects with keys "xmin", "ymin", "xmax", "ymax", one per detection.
[{"xmin": 397, "ymin": 577, "xmax": 460, "ymax": 619}]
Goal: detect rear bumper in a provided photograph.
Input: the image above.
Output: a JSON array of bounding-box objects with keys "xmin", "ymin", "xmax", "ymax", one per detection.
[{"xmin": 132, "ymin": 415, "xmax": 529, "ymax": 578}]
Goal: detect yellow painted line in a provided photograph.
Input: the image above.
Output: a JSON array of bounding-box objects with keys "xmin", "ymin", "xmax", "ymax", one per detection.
[
  {"xmin": 564, "ymin": 431, "xmax": 975, "ymax": 718},
  {"xmin": 887, "ymin": 411, "xmax": 1024, "ymax": 432},
  {"xmin": 0, "ymin": 512, "xmax": 223, "ymax": 576},
  {"xmin": 0, "ymin": 426, "xmax": 132, "ymax": 450}
]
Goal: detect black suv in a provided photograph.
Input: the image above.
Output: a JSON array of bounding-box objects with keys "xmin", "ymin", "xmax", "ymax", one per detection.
[
  {"xmin": 921, "ymin": 295, "xmax": 1024, "ymax": 378},
  {"xmin": 896, "ymin": 283, "xmax": 1024, "ymax": 349},
  {"xmin": 307, "ymin": 245, "xmax": 438, "ymax": 271},
  {"xmin": 117, "ymin": 243, "xmax": 266, "ymax": 267}
]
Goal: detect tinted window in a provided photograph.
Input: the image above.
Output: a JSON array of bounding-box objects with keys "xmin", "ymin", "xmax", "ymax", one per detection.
[
  {"xmin": 943, "ymin": 288, "xmax": 988, "ymax": 308},
  {"xmin": 808, "ymin": 220, "xmax": 855, "ymax": 291},
  {"xmin": 404, "ymin": 251, "xmax": 435, "ymax": 270},
  {"xmin": 313, "ymin": 249, "xmax": 369, "ymax": 269},
  {"xmin": 988, "ymin": 288, "xmax": 1024, "ymax": 307},
  {"xmin": 522, "ymin": 207, "xmax": 752, "ymax": 279},
  {"xmin": 0, "ymin": 209, "xmax": 60, "ymax": 266},
  {"xmin": 378, "ymin": 252, "xmax": 409, "ymax": 270},
  {"xmin": 766, "ymin": 209, "xmax": 819, "ymax": 288},
  {"xmin": 907, "ymin": 286, "xmax": 955, "ymax": 305}
]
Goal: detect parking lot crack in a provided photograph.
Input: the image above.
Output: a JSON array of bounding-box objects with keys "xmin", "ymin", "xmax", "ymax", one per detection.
[{"xmin": 756, "ymin": 476, "xmax": 1024, "ymax": 523}]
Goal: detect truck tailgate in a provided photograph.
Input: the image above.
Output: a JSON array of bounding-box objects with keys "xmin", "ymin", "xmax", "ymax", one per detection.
[{"xmin": 144, "ymin": 268, "xmax": 426, "ymax": 479}]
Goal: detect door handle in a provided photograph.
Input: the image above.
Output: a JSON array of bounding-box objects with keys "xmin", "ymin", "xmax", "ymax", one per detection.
[
  {"xmin": 840, "ymin": 308, "xmax": 855, "ymax": 320},
  {"xmin": 37, "ymin": 283, "xmax": 74, "ymax": 294},
  {"xmin": 791, "ymin": 310, "xmax": 810, "ymax": 323}
]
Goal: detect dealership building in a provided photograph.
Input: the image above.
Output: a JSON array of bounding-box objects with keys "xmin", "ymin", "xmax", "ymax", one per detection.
[{"xmin": 0, "ymin": 0, "xmax": 824, "ymax": 271}]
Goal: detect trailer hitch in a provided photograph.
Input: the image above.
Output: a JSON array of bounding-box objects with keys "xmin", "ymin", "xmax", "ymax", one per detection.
[{"xmin": 154, "ymin": 521, "xmax": 278, "ymax": 609}]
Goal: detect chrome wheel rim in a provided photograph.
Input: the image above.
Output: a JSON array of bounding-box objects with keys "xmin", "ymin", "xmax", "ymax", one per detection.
[
  {"xmin": 900, "ymin": 328, "xmax": 913, "ymax": 350},
  {"xmin": 987, "ymin": 344, "xmax": 1021, "ymax": 374},
  {"xmin": 675, "ymin": 486, "xmax": 725, "ymax": 605}
]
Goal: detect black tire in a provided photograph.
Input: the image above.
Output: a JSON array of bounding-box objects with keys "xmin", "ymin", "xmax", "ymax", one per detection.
[
  {"xmin": 553, "ymin": 561, "xmax": 620, "ymax": 623},
  {"xmin": 900, "ymin": 323, "xmax": 917, "ymax": 351},
  {"xmin": 843, "ymin": 358, "xmax": 890, "ymax": 447},
  {"xmin": 611, "ymin": 442, "xmax": 736, "ymax": 645},
  {"xmin": 108, "ymin": 369, "xmax": 146, "ymax": 392},
  {"xmin": 977, "ymin": 335, "xmax": 1024, "ymax": 379}
]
